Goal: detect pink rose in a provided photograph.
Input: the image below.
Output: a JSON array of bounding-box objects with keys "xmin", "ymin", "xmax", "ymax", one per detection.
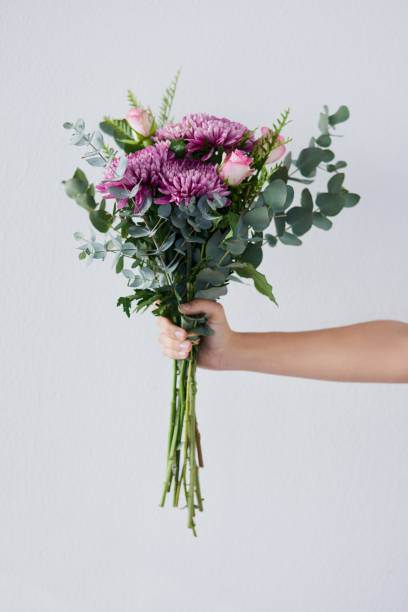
[
  {"xmin": 260, "ymin": 126, "xmax": 286, "ymax": 164},
  {"xmin": 126, "ymin": 107, "xmax": 153, "ymax": 137},
  {"xmin": 219, "ymin": 149, "xmax": 254, "ymax": 186}
]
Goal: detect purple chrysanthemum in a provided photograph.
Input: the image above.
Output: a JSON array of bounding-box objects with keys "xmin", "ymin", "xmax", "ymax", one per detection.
[
  {"xmin": 96, "ymin": 142, "xmax": 169, "ymax": 210},
  {"xmin": 155, "ymin": 156, "xmax": 230, "ymax": 206},
  {"xmin": 154, "ymin": 113, "xmax": 254, "ymax": 160}
]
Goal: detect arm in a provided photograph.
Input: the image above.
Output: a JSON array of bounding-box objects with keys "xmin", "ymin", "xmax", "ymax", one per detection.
[{"xmin": 157, "ymin": 300, "xmax": 408, "ymax": 383}]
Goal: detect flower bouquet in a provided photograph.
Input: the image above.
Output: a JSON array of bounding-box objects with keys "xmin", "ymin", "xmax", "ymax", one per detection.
[{"xmin": 62, "ymin": 71, "xmax": 360, "ymax": 535}]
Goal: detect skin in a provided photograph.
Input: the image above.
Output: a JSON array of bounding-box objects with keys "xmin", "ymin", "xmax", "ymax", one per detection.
[{"xmin": 157, "ymin": 300, "xmax": 408, "ymax": 383}]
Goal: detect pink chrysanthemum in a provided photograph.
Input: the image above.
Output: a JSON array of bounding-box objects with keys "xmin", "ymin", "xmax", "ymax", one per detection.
[
  {"xmin": 155, "ymin": 156, "xmax": 230, "ymax": 206},
  {"xmin": 154, "ymin": 113, "xmax": 254, "ymax": 160},
  {"xmin": 96, "ymin": 142, "xmax": 169, "ymax": 210}
]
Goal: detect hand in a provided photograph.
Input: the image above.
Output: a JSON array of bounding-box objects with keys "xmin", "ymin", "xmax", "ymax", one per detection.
[{"xmin": 157, "ymin": 299, "xmax": 234, "ymax": 370}]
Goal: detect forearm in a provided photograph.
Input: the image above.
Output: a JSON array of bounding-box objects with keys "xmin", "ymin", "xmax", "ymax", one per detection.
[{"xmin": 224, "ymin": 320, "xmax": 408, "ymax": 383}]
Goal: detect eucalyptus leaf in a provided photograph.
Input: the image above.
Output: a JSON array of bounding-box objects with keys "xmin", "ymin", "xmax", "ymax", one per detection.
[
  {"xmin": 224, "ymin": 237, "xmax": 246, "ymax": 255},
  {"xmin": 295, "ymin": 147, "xmax": 326, "ymax": 177},
  {"xmin": 316, "ymin": 192, "xmax": 345, "ymax": 216},
  {"xmin": 241, "ymin": 243, "xmax": 263, "ymax": 268},
  {"xmin": 195, "ymin": 267, "xmax": 228, "ymax": 286},
  {"xmin": 328, "ymin": 105, "xmax": 350, "ymax": 126},
  {"xmin": 194, "ymin": 286, "xmax": 228, "ymax": 300},
  {"xmin": 265, "ymin": 233, "xmax": 277, "ymax": 247},
  {"xmin": 279, "ymin": 231, "xmax": 302, "ymax": 246},
  {"xmin": 344, "ymin": 193, "xmax": 360, "ymax": 207},
  {"xmin": 301, "ymin": 188, "xmax": 313, "ymax": 211},
  {"xmin": 286, "ymin": 207, "xmax": 313, "ymax": 236},
  {"xmin": 312, "ymin": 212, "xmax": 333, "ymax": 230},
  {"xmin": 262, "ymin": 179, "xmax": 287, "ymax": 211},
  {"xmin": 328, "ymin": 173, "xmax": 345, "ymax": 193},
  {"xmin": 243, "ymin": 206, "xmax": 270, "ymax": 231}
]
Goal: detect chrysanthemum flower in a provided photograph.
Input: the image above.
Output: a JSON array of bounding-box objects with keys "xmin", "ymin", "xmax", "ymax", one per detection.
[
  {"xmin": 154, "ymin": 113, "xmax": 254, "ymax": 160},
  {"xmin": 155, "ymin": 156, "xmax": 230, "ymax": 205},
  {"xmin": 96, "ymin": 142, "xmax": 169, "ymax": 210}
]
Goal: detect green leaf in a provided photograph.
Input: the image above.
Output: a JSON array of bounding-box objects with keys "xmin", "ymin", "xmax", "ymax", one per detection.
[
  {"xmin": 262, "ymin": 179, "xmax": 287, "ymax": 211},
  {"xmin": 274, "ymin": 215, "xmax": 285, "ymax": 236},
  {"xmin": 295, "ymin": 147, "xmax": 326, "ymax": 177},
  {"xmin": 225, "ymin": 237, "xmax": 246, "ymax": 255},
  {"xmin": 284, "ymin": 185, "xmax": 294, "ymax": 210},
  {"xmin": 344, "ymin": 193, "xmax": 360, "ymax": 207},
  {"xmin": 235, "ymin": 263, "xmax": 277, "ymax": 305},
  {"xmin": 206, "ymin": 230, "xmax": 229, "ymax": 266},
  {"xmin": 243, "ymin": 206, "xmax": 270, "ymax": 231},
  {"xmin": 301, "ymin": 188, "xmax": 313, "ymax": 211},
  {"xmin": 241, "ymin": 243, "xmax": 263, "ymax": 268},
  {"xmin": 169, "ymin": 138, "xmax": 186, "ymax": 158},
  {"xmin": 315, "ymin": 192, "xmax": 345, "ymax": 216},
  {"xmin": 78, "ymin": 250, "xmax": 86, "ymax": 260},
  {"xmin": 316, "ymin": 134, "xmax": 331, "ymax": 147},
  {"xmin": 328, "ymin": 105, "xmax": 350, "ymax": 126},
  {"xmin": 75, "ymin": 185, "xmax": 97, "ymax": 211},
  {"xmin": 279, "ymin": 231, "xmax": 302, "ymax": 246},
  {"xmin": 157, "ymin": 69, "xmax": 181, "ymax": 127},
  {"xmin": 62, "ymin": 167, "xmax": 88, "ymax": 198},
  {"xmin": 286, "ymin": 207, "xmax": 313, "ymax": 236},
  {"xmin": 328, "ymin": 173, "xmax": 345, "ymax": 193},
  {"xmin": 194, "ymin": 286, "xmax": 228, "ymax": 300},
  {"xmin": 116, "ymin": 255, "xmax": 124, "ymax": 273},
  {"xmin": 195, "ymin": 267, "xmax": 227, "ymax": 286},
  {"xmin": 312, "ymin": 212, "xmax": 333, "ymax": 230},
  {"xmin": 265, "ymin": 233, "xmax": 277, "ymax": 247},
  {"xmin": 318, "ymin": 112, "xmax": 329, "ymax": 134},
  {"xmin": 89, "ymin": 209, "xmax": 113, "ymax": 233}
]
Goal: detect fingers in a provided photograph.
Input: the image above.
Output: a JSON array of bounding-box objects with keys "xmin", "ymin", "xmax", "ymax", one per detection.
[
  {"xmin": 157, "ymin": 316, "xmax": 187, "ymax": 340},
  {"xmin": 158, "ymin": 332, "xmax": 192, "ymax": 359},
  {"xmin": 156, "ymin": 315, "xmax": 191, "ymax": 359},
  {"xmin": 179, "ymin": 299, "xmax": 225, "ymax": 323}
]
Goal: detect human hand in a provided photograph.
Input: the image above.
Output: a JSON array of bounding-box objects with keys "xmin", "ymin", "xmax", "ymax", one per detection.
[{"xmin": 157, "ymin": 299, "xmax": 234, "ymax": 370}]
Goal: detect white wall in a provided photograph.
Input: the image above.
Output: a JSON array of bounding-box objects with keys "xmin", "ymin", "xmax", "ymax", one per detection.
[{"xmin": 1, "ymin": 0, "xmax": 407, "ymax": 610}]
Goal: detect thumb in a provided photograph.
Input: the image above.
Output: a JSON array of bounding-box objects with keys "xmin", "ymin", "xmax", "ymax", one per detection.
[{"xmin": 180, "ymin": 299, "xmax": 225, "ymax": 324}]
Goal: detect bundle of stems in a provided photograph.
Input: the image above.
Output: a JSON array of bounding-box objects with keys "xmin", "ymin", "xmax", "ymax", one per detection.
[{"xmin": 159, "ymin": 346, "xmax": 204, "ymax": 536}]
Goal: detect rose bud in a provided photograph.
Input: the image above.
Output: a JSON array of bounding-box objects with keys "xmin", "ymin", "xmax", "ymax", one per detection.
[
  {"xmin": 219, "ymin": 149, "xmax": 254, "ymax": 186},
  {"xmin": 126, "ymin": 107, "xmax": 153, "ymax": 138},
  {"xmin": 260, "ymin": 126, "xmax": 286, "ymax": 164}
]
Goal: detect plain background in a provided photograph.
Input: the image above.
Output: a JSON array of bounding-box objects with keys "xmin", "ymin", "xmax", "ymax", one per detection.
[{"xmin": 1, "ymin": 0, "xmax": 407, "ymax": 610}]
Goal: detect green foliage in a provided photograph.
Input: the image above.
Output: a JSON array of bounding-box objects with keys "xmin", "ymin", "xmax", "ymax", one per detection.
[
  {"xmin": 234, "ymin": 263, "xmax": 277, "ymax": 305},
  {"xmin": 157, "ymin": 69, "xmax": 181, "ymax": 127},
  {"xmin": 127, "ymin": 89, "xmax": 141, "ymax": 108},
  {"xmin": 90, "ymin": 209, "xmax": 113, "ymax": 233}
]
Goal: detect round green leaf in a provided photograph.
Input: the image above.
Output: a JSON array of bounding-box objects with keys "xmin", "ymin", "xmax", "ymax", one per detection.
[
  {"xmin": 344, "ymin": 193, "xmax": 360, "ymax": 207},
  {"xmin": 241, "ymin": 243, "xmax": 263, "ymax": 268},
  {"xmin": 321, "ymin": 149, "xmax": 334, "ymax": 162},
  {"xmin": 312, "ymin": 212, "xmax": 333, "ymax": 230},
  {"xmin": 284, "ymin": 185, "xmax": 294, "ymax": 210},
  {"xmin": 279, "ymin": 232, "xmax": 302, "ymax": 246},
  {"xmin": 316, "ymin": 192, "xmax": 345, "ymax": 216},
  {"xmin": 328, "ymin": 172, "xmax": 345, "ymax": 193},
  {"xmin": 286, "ymin": 206, "xmax": 313, "ymax": 236},
  {"xmin": 265, "ymin": 234, "xmax": 277, "ymax": 247},
  {"xmin": 316, "ymin": 134, "xmax": 331, "ymax": 147},
  {"xmin": 244, "ymin": 206, "xmax": 271, "ymax": 231},
  {"xmin": 225, "ymin": 237, "xmax": 246, "ymax": 255},
  {"xmin": 301, "ymin": 188, "xmax": 313, "ymax": 211},
  {"xmin": 262, "ymin": 179, "xmax": 287, "ymax": 211},
  {"xmin": 274, "ymin": 215, "xmax": 285, "ymax": 236},
  {"xmin": 328, "ymin": 105, "xmax": 350, "ymax": 126},
  {"xmin": 295, "ymin": 148, "xmax": 326, "ymax": 177}
]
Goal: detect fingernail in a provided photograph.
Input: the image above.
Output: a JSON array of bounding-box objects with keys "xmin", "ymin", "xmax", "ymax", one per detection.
[
  {"xmin": 180, "ymin": 342, "xmax": 189, "ymax": 350},
  {"xmin": 175, "ymin": 330, "xmax": 184, "ymax": 339},
  {"xmin": 178, "ymin": 351, "xmax": 187, "ymax": 358},
  {"xmin": 181, "ymin": 303, "xmax": 191, "ymax": 311}
]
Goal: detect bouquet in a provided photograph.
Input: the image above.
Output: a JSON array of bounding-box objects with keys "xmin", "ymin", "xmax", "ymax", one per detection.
[{"xmin": 62, "ymin": 71, "xmax": 360, "ymax": 535}]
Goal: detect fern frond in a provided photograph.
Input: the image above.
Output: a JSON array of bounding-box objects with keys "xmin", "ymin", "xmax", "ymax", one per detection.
[
  {"xmin": 102, "ymin": 116, "xmax": 133, "ymax": 140},
  {"xmin": 157, "ymin": 69, "xmax": 181, "ymax": 127},
  {"xmin": 127, "ymin": 89, "xmax": 141, "ymax": 108}
]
